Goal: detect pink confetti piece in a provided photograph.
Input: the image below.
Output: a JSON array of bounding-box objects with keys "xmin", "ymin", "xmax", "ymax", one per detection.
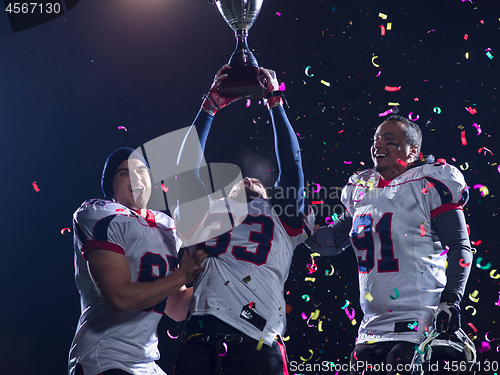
[
  {"xmin": 166, "ymin": 330, "xmax": 179, "ymax": 339},
  {"xmin": 344, "ymin": 161, "xmax": 352, "ymax": 164},
  {"xmin": 246, "ymin": 99, "xmax": 251, "ymax": 107},
  {"xmin": 279, "ymin": 82, "xmax": 286, "ymax": 91},
  {"xmin": 384, "ymin": 86, "xmax": 401, "ymax": 92},
  {"xmin": 478, "ymin": 147, "xmax": 493, "ymax": 156},
  {"xmin": 118, "ymin": 126, "xmax": 127, "ymax": 131},
  {"xmin": 408, "ymin": 112, "xmax": 419, "ymax": 121},
  {"xmin": 464, "ymin": 34, "xmax": 469, "ymax": 40},
  {"xmin": 376, "ymin": 70, "xmax": 382, "ymax": 77},
  {"xmin": 472, "ymin": 123, "xmax": 482, "ymax": 135},
  {"xmin": 461, "ymin": 131, "xmax": 467, "ymax": 146},
  {"xmin": 276, "ymin": 12, "xmax": 281, "ymax": 16},
  {"xmin": 397, "ymin": 159, "xmax": 407, "ymax": 167},
  {"xmin": 379, "ymin": 25, "xmax": 385, "ymax": 36},
  {"xmin": 465, "ymin": 106, "xmax": 477, "ymax": 114},
  {"xmin": 378, "ymin": 109, "xmax": 393, "ymax": 117},
  {"xmin": 344, "ymin": 307, "xmax": 355, "ymax": 321},
  {"xmin": 32, "ymin": 181, "xmax": 40, "ymax": 192},
  {"xmin": 440, "ymin": 246, "xmax": 449, "ymax": 256}
]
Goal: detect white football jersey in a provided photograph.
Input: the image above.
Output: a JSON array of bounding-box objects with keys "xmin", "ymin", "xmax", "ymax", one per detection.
[
  {"xmin": 177, "ymin": 197, "xmax": 315, "ymax": 346},
  {"xmin": 69, "ymin": 199, "xmax": 181, "ymax": 375},
  {"xmin": 341, "ymin": 163, "xmax": 468, "ymax": 344}
]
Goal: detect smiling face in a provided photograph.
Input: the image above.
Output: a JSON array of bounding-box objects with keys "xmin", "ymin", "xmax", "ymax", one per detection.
[
  {"xmin": 112, "ymin": 158, "xmax": 151, "ymax": 211},
  {"xmin": 371, "ymin": 120, "xmax": 419, "ymax": 180}
]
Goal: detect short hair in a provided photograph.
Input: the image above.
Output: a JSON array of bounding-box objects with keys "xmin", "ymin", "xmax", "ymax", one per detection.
[{"xmin": 385, "ymin": 115, "xmax": 422, "ymax": 151}]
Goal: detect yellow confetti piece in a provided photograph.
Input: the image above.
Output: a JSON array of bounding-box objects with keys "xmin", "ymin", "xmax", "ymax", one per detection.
[
  {"xmin": 320, "ymin": 80, "xmax": 330, "ymax": 87},
  {"xmin": 300, "ymin": 349, "xmax": 314, "ymax": 361},
  {"xmin": 388, "ymin": 102, "xmax": 400, "ymax": 106},
  {"xmin": 469, "ymin": 290, "xmax": 479, "ymax": 303},
  {"xmin": 365, "ymin": 292, "xmax": 374, "ymax": 302},
  {"xmin": 310, "ymin": 253, "xmax": 321, "ymax": 258},
  {"xmin": 256, "ymin": 338, "xmax": 264, "ymax": 351},
  {"xmin": 318, "ymin": 320, "xmax": 323, "ymax": 332},
  {"xmin": 490, "ymin": 269, "xmax": 500, "ymax": 279},
  {"xmin": 351, "ymin": 319, "xmax": 357, "ymax": 325},
  {"xmin": 372, "ymin": 56, "xmax": 380, "ymax": 67},
  {"xmin": 310, "ymin": 309, "xmax": 320, "ymax": 320},
  {"xmin": 386, "ymin": 22, "xmax": 392, "ymax": 30},
  {"xmin": 366, "ymin": 339, "xmax": 377, "ymax": 344},
  {"xmin": 305, "ymin": 277, "xmax": 316, "ymax": 282},
  {"xmin": 479, "ymin": 186, "xmax": 489, "ymax": 197},
  {"xmin": 326, "ymin": 264, "xmax": 335, "ymax": 276},
  {"xmin": 465, "ymin": 305, "xmax": 477, "ymax": 316},
  {"xmin": 283, "ymin": 335, "xmax": 290, "ymax": 341},
  {"xmin": 378, "ymin": 12, "xmax": 387, "ymax": 19}
]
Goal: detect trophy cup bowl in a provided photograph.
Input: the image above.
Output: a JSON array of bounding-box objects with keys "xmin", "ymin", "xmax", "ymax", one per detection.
[{"xmin": 215, "ymin": 0, "xmax": 264, "ymax": 99}]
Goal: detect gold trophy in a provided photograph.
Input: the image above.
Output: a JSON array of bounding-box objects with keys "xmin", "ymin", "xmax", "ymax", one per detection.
[{"xmin": 215, "ymin": 0, "xmax": 264, "ymax": 98}]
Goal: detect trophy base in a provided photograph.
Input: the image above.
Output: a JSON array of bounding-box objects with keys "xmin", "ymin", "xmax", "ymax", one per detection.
[{"xmin": 218, "ymin": 66, "xmax": 263, "ymax": 99}]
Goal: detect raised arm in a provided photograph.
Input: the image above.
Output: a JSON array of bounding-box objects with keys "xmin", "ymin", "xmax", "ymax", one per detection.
[
  {"xmin": 259, "ymin": 69, "xmax": 305, "ymax": 228},
  {"xmin": 175, "ymin": 66, "xmax": 241, "ymax": 235}
]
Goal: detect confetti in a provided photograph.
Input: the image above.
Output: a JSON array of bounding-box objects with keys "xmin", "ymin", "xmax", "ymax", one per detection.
[
  {"xmin": 407, "ymin": 321, "xmax": 418, "ymax": 331},
  {"xmin": 166, "ymin": 330, "xmax": 179, "ymax": 339},
  {"xmin": 279, "ymin": 82, "xmax": 286, "ymax": 91},
  {"xmin": 461, "ymin": 130, "xmax": 467, "ymax": 146},
  {"xmin": 305, "ymin": 66, "xmax": 314, "ymax": 77},
  {"xmin": 313, "ymin": 183, "xmax": 321, "ymax": 193},
  {"xmin": 463, "ymin": 34, "xmax": 468, "ymax": 40},
  {"xmin": 318, "ymin": 320, "xmax": 323, "ymax": 332},
  {"xmin": 378, "ymin": 12, "xmax": 387, "ymax": 19},
  {"xmin": 473, "ymin": 184, "xmax": 489, "ymax": 197},
  {"xmin": 300, "ymin": 349, "xmax": 314, "ymax": 361},
  {"xmin": 344, "ymin": 161, "xmax": 352, "ymax": 164},
  {"xmin": 408, "ymin": 112, "xmax": 419, "ymax": 121},
  {"xmin": 486, "ymin": 51, "xmax": 494, "ymax": 59},
  {"xmin": 310, "ymin": 309, "xmax": 320, "ymax": 320},
  {"xmin": 341, "ymin": 300, "xmax": 350, "ymax": 309},
  {"xmin": 478, "ymin": 341, "xmax": 491, "ymax": 353},
  {"xmin": 460, "ymin": 258, "xmax": 471, "ymax": 267},
  {"xmin": 460, "ymin": 162, "xmax": 469, "ymax": 170},
  {"xmin": 344, "ymin": 307, "xmax": 355, "ymax": 321},
  {"xmin": 478, "ymin": 147, "xmax": 493, "ymax": 156},
  {"xmin": 325, "ymin": 265, "xmax": 335, "ymax": 276},
  {"xmin": 468, "ymin": 290, "xmax": 479, "ymax": 303},
  {"xmin": 485, "ymin": 332, "xmax": 496, "ymax": 342},
  {"xmin": 386, "ymin": 22, "xmax": 392, "ymax": 30},
  {"xmin": 304, "ymin": 277, "xmax": 316, "ymax": 282},
  {"xmin": 365, "ymin": 292, "xmax": 374, "ymax": 302},
  {"xmin": 161, "ymin": 183, "xmax": 169, "ymax": 193},
  {"xmin": 256, "ymin": 338, "xmax": 264, "ymax": 351},
  {"xmin": 32, "ymin": 181, "xmax": 40, "ymax": 192},
  {"xmin": 302, "ymin": 294, "xmax": 311, "ymax": 302},
  {"xmin": 378, "ymin": 109, "xmax": 393, "ymax": 117},
  {"xmin": 397, "ymin": 159, "xmax": 407, "ymax": 167},
  {"xmin": 275, "ymin": 12, "xmax": 281, "ymax": 16},
  {"xmin": 379, "ymin": 25, "xmax": 385, "ymax": 36},
  {"xmin": 439, "ymin": 246, "xmax": 449, "ymax": 256},
  {"xmin": 118, "ymin": 126, "xmax": 127, "ymax": 131},
  {"xmin": 433, "ymin": 107, "xmax": 442, "ymax": 114},
  {"xmin": 246, "ymin": 99, "xmax": 251, "ymax": 107},
  {"xmin": 465, "ymin": 106, "xmax": 477, "ymax": 115},
  {"xmin": 384, "ymin": 86, "xmax": 401, "ymax": 92},
  {"xmin": 465, "ymin": 305, "xmax": 477, "ymax": 315},
  {"xmin": 475, "ymin": 257, "xmax": 492, "ymax": 270},
  {"xmin": 472, "ymin": 123, "xmax": 481, "ymax": 135},
  {"xmin": 60, "ymin": 228, "xmax": 71, "ymax": 235},
  {"xmin": 389, "ymin": 289, "xmax": 400, "ymax": 300},
  {"xmin": 311, "ymin": 201, "xmax": 324, "ymax": 205},
  {"xmin": 467, "ymin": 322, "xmax": 478, "ymax": 333},
  {"xmin": 371, "ymin": 56, "xmax": 380, "ymax": 67},
  {"xmin": 420, "ymin": 224, "xmax": 425, "ymax": 237},
  {"xmin": 490, "ymin": 269, "xmax": 500, "ymax": 279},
  {"xmin": 320, "ymin": 80, "xmax": 330, "ymax": 87}
]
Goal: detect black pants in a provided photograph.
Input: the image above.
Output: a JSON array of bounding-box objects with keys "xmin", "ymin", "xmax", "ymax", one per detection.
[
  {"xmin": 349, "ymin": 341, "xmax": 416, "ymax": 375},
  {"xmin": 173, "ymin": 334, "xmax": 288, "ymax": 375}
]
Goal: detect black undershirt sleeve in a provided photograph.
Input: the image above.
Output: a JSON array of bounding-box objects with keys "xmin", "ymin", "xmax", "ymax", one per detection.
[
  {"xmin": 431, "ymin": 209, "xmax": 473, "ymax": 305},
  {"xmin": 304, "ymin": 211, "xmax": 352, "ymax": 256}
]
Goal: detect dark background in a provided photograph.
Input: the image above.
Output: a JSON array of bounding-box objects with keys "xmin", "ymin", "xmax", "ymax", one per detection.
[{"xmin": 1, "ymin": 0, "xmax": 499, "ymax": 373}]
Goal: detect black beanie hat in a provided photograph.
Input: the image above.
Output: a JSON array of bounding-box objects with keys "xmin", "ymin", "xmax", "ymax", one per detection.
[{"xmin": 101, "ymin": 147, "xmax": 149, "ymax": 199}]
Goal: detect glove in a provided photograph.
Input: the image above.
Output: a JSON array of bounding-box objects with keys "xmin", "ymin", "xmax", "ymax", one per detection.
[
  {"xmin": 258, "ymin": 68, "xmax": 282, "ymax": 109},
  {"xmin": 201, "ymin": 65, "xmax": 243, "ymax": 116},
  {"xmin": 433, "ymin": 302, "xmax": 461, "ymax": 333}
]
